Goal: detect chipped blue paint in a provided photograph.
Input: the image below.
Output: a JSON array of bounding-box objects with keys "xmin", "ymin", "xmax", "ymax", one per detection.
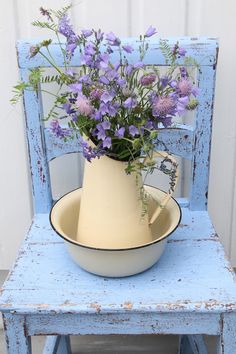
[
  {"xmin": 45, "ymin": 124, "xmax": 194, "ymax": 161},
  {"xmin": 21, "ymin": 69, "xmax": 52, "ymax": 214},
  {"xmin": 189, "ymin": 65, "xmax": 217, "ymax": 210},
  {"xmin": 216, "ymin": 313, "xmax": 236, "ymax": 354},
  {"xmin": 1, "ymin": 37, "xmax": 236, "ymax": 354},
  {"xmin": 17, "ymin": 37, "xmax": 218, "ymax": 69}
]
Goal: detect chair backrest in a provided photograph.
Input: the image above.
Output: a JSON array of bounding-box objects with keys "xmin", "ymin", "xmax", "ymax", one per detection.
[{"xmin": 17, "ymin": 37, "xmax": 218, "ymax": 214}]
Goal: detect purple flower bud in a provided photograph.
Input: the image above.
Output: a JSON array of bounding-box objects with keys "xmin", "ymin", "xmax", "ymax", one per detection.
[
  {"xmin": 50, "ymin": 120, "xmax": 71, "ymax": 138},
  {"xmin": 178, "ymin": 47, "xmax": 187, "ymax": 56},
  {"xmin": 177, "ymin": 96, "xmax": 189, "ymax": 115},
  {"xmin": 66, "ymin": 43, "xmax": 77, "ymax": 56},
  {"xmin": 96, "ymin": 29, "xmax": 104, "ymax": 41},
  {"xmin": 69, "ymin": 83, "xmax": 82, "ymax": 92},
  {"xmin": 113, "ymin": 62, "xmax": 121, "ymax": 71},
  {"xmin": 81, "ymin": 138, "xmax": 104, "ymax": 162},
  {"xmin": 160, "ymin": 75, "xmax": 169, "ymax": 88},
  {"xmin": 96, "ymin": 126, "xmax": 106, "ymax": 140},
  {"xmin": 170, "ymin": 80, "xmax": 177, "ymax": 88},
  {"xmin": 84, "ymin": 42, "xmax": 96, "ymax": 55},
  {"xmin": 101, "ymin": 120, "xmax": 111, "ymax": 130},
  {"xmin": 133, "ymin": 61, "xmax": 144, "ymax": 69},
  {"xmin": 180, "ymin": 67, "xmax": 187, "ymax": 78},
  {"xmin": 66, "ymin": 68, "xmax": 74, "ymax": 76},
  {"xmin": 63, "ymin": 103, "xmax": 75, "ymax": 115},
  {"xmin": 99, "ymin": 76, "xmax": 110, "ymax": 85},
  {"xmin": 81, "ymin": 54, "xmax": 93, "ymax": 66},
  {"xmin": 81, "ymin": 29, "xmax": 93, "ymax": 38},
  {"xmin": 106, "ymin": 32, "xmax": 117, "ymax": 42},
  {"xmin": 115, "ymin": 127, "xmax": 125, "ymax": 138},
  {"xmin": 101, "ymin": 91, "xmax": 115, "ymax": 103},
  {"xmin": 123, "ymin": 97, "xmax": 137, "ymax": 109},
  {"xmin": 145, "ymin": 26, "xmax": 157, "ymax": 38},
  {"xmin": 122, "ymin": 45, "xmax": 133, "ymax": 53},
  {"xmin": 98, "ymin": 53, "xmax": 110, "ymax": 69},
  {"xmin": 103, "ymin": 137, "xmax": 112, "ymax": 148},
  {"xmin": 124, "ymin": 65, "xmax": 133, "ymax": 76},
  {"xmin": 117, "ymin": 78, "xmax": 126, "ymax": 87},
  {"xmin": 106, "ymin": 32, "xmax": 121, "ymax": 46},
  {"xmin": 129, "ymin": 125, "xmax": 139, "ymax": 137}
]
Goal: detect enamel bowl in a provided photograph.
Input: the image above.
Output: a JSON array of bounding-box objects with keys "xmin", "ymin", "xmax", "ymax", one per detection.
[{"xmin": 50, "ymin": 185, "xmax": 181, "ymax": 277}]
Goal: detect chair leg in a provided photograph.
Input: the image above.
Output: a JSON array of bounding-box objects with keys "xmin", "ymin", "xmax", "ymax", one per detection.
[
  {"xmin": 2, "ymin": 313, "xmax": 32, "ymax": 354},
  {"xmin": 43, "ymin": 335, "xmax": 72, "ymax": 354},
  {"xmin": 217, "ymin": 313, "xmax": 236, "ymax": 354},
  {"xmin": 179, "ymin": 335, "xmax": 208, "ymax": 354}
]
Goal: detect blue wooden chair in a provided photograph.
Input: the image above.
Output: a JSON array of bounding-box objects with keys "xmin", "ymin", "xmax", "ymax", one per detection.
[{"xmin": 1, "ymin": 37, "xmax": 236, "ymax": 354}]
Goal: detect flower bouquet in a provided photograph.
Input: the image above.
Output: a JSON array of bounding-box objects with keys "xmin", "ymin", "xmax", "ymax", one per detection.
[{"xmin": 13, "ymin": 6, "xmax": 200, "ymax": 275}]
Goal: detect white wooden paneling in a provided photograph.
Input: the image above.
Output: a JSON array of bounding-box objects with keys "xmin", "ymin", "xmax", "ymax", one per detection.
[{"xmin": 0, "ymin": 0, "xmax": 236, "ymax": 268}]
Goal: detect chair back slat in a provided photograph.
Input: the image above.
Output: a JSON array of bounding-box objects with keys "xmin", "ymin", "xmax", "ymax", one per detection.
[
  {"xmin": 189, "ymin": 65, "xmax": 217, "ymax": 210},
  {"xmin": 21, "ymin": 69, "xmax": 52, "ymax": 213},
  {"xmin": 18, "ymin": 37, "xmax": 218, "ymax": 213},
  {"xmin": 44, "ymin": 125, "xmax": 194, "ymax": 161}
]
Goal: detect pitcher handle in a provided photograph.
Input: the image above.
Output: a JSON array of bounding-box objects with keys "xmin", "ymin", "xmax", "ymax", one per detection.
[{"xmin": 144, "ymin": 151, "xmax": 179, "ymax": 225}]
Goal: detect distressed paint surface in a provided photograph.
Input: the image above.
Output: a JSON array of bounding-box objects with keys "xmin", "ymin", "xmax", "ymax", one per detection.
[
  {"xmin": 189, "ymin": 65, "xmax": 217, "ymax": 210},
  {"xmin": 0, "ymin": 209, "xmax": 236, "ymax": 317},
  {"xmin": 216, "ymin": 313, "xmax": 236, "ymax": 354},
  {"xmin": 17, "ymin": 37, "xmax": 218, "ymax": 69},
  {"xmin": 45, "ymin": 125, "xmax": 194, "ymax": 162},
  {"xmin": 2, "ymin": 37, "xmax": 235, "ymax": 353},
  {"xmin": 25, "ymin": 313, "xmax": 220, "ymax": 336},
  {"xmin": 21, "ymin": 68, "xmax": 52, "ymax": 214},
  {"xmin": 2, "ymin": 313, "xmax": 31, "ymax": 354}
]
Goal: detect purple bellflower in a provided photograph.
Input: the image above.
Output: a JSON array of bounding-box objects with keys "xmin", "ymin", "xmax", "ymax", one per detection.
[{"xmin": 145, "ymin": 26, "xmax": 157, "ymax": 38}]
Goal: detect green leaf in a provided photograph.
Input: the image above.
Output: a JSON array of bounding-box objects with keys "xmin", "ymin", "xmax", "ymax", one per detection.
[{"xmin": 31, "ymin": 20, "xmax": 57, "ymax": 31}]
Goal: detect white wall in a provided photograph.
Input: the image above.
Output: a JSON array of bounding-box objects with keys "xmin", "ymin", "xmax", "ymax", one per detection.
[{"xmin": 1, "ymin": 0, "xmax": 236, "ymax": 269}]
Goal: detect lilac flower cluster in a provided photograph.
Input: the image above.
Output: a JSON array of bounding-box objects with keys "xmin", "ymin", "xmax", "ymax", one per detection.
[{"xmin": 36, "ymin": 10, "xmax": 200, "ymax": 163}]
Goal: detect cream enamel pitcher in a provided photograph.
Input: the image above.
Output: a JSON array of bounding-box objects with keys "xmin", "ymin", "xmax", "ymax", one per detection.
[{"xmin": 77, "ymin": 150, "xmax": 178, "ymax": 249}]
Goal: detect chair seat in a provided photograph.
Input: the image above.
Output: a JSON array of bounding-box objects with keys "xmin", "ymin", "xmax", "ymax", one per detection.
[{"xmin": 1, "ymin": 208, "xmax": 236, "ymax": 317}]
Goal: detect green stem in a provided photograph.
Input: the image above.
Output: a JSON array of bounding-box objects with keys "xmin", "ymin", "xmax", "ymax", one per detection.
[
  {"xmin": 56, "ymin": 32, "xmax": 68, "ymax": 70},
  {"xmin": 38, "ymin": 50, "xmax": 63, "ymax": 75}
]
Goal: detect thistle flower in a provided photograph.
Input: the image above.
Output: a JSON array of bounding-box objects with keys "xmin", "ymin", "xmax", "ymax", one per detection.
[
  {"xmin": 177, "ymin": 79, "xmax": 200, "ymax": 97},
  {"xmin": 90, "ymin": 88, "xmax": 104, "ymax": 100},
  {"xmin": 152, "ymin": 96, "xmax": 176, "ymax": 117},
  {"xmin": 177, "ymin": 79, "xmax": 193, "ymax": 97},
  {"xmin": 76, "ymin": 95, "xmax": 93, "ymax": 116},
  {"xmin": 140, "ymin": 74, "xmax": 156, "ymax": 86}
]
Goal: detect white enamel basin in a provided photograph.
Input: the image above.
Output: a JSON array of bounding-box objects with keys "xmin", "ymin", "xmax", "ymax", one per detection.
[{"xmin": 50, "ymin": 185, "xmax": 181, "ymax": 277}]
